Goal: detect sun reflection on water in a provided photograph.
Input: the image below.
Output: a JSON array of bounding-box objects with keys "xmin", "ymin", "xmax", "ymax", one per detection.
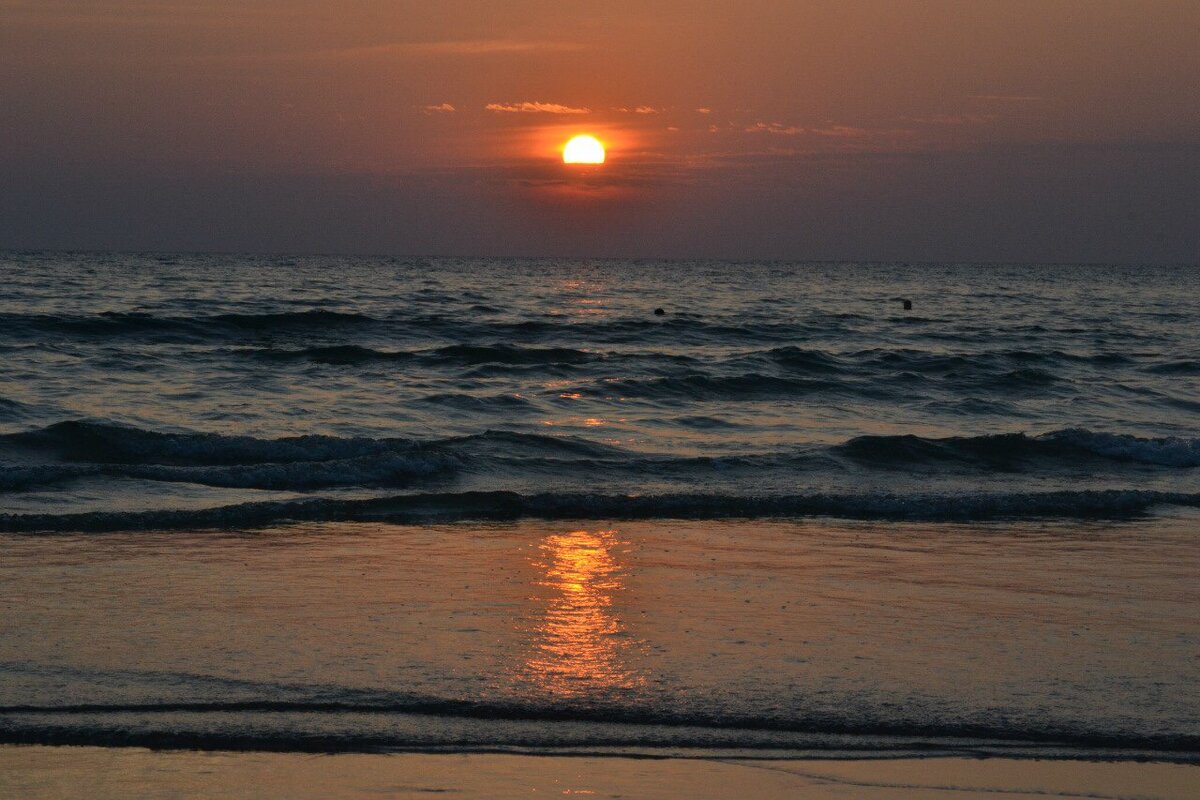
[{"xmin": 524, "ymin": 529, "xmax": 642, "ymax": 697}]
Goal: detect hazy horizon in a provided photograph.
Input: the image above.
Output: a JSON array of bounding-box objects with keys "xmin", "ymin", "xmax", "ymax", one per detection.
[{"xmin": 4, "ymin": 248, "xmax": 1200, "ymax": 267}]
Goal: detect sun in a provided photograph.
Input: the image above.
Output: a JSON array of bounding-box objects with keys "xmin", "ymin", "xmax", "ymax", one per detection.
[{"xmin": 562, "ymin": 135, "xmax": 605, "ymax": 165}]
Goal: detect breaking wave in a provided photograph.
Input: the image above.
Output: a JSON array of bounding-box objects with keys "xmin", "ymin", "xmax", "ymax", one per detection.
[
  {"xmin": 1, "ymin": 705, "xmax": 1194, "ymax": 758},
  {"xmin": 1, "ymin": 422, "xmax": 1196, "ymax": 496},
  {"xmin": 3, "ymin": 489, "xmax": 1198, "ymax": 532},
  {"xmin": 837, "ymin": 428, "xmax": 1200, "ymax": 469}
]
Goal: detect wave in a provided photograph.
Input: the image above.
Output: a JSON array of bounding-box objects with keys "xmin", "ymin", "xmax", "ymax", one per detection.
[
  {"xmin": 502, "ymin": 317, "xmax": 814, "ymax": 344},
  {"xmin": 414, "ymin": 392, "xmax": 538, "ymax": 411},
  {"xmin": 852, "ymin": 347, "xmax": 1130, "ymax": 370},
  {"xmin": 759, "ymin": 346, "xmax": 848, "ymax": 373},
  {"xmin": 2, "ymin": 420, "xmax": 422, "ymax": 466},
  {"xmin": 210, "ymin": 310, "xmax": 371, "ymax": 330},
  {"xmin": 590, "ymin": 373, "xmax": 851, "ymax": 401},
  {"xmin": 2, "ymin": 422, "xmax": 1196, "ymax": 494},
  {"xmin": 740, "ymin": 346, "xmax": 1130, "ymax": 380},
  {"xmin": 0, "ymin": 420, "xmax": 460, "ymax": 491},
  {"xmin": 1147, "ymin": 359, "xmax": 1200, "ymax": 375},
  {"xmin": 0, "ymin": 454, "xmax": 455, "ymax": 492},
  {"xmin": 0, "ymin": 422, "xmax": 630, "ymax": 491},
  {"xmin": 2, "ymin": 705, "xmax": 1190, "ymax": 758},
  {"xmin": 1049, "ymin": 428, "xmax": 1200, "ymax": 466},
  {"xmin": 0, "ymin": 423, "xmax": 614, "ymax": 466},
  {"xmin": 0, "ymin": 310, "xmax": 375, "ymax": 340},
  {"xmin": 0, "ymin": 697, "xmax": 1195, "ymax": 758},
  {"xmin": 431, "ymin": 344, "xmax": 596, "ymax": 366},
  {"xmin": 236, "ymin": 342, "xmax": 1140, "ymax": 381},
  {"xmin": 444, "ymin": 429, "xmax": 626, "ymax": 457},
  {"xmin": 238, "ymin": 343, "xmax": 598, "ymax": 367},
  {"xmin": 838, "ymin": 428, "xmax": 1200, "ymax": 469},
  {"xmin": 570, "ymin": 364, "xmax": 1070, "ymax": 403},
  {"xmin": 0, "ymin": 310, "xmax": 837, "ymax": 346},
  {"xmin": 0, "ymin": 396, "xmax": 38, "ymax": 422},
  {"xmin": 236, "ymin": 344, "xmax": 416, "ymax": 365},
  {"xmin": 3, "ymin": 488, "xmax": 1198, "ymax": 532}
]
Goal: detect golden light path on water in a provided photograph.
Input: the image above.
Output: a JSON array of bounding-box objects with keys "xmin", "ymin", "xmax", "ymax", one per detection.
[{"xmin": 524, "ymin": 529, "xmax": 642, "ymax": 697}]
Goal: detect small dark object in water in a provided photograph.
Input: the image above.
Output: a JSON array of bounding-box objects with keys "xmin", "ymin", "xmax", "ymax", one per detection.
[
  {"xmin": 654, "ymin": 307, "xmax": 666, "ymax": 316},
  {"xmin": 902, "ymin": 299, "xmax": 913, "ymax": 311}
]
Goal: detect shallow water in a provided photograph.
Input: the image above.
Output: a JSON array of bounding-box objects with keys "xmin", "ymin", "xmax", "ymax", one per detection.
[
  {"xmin": 1, "ymin": 518, "xmax": 1197, "ymax": 758},
  {"xmin": 1, "ymin": 254, "xmax": 1197, "ymax": 758}
]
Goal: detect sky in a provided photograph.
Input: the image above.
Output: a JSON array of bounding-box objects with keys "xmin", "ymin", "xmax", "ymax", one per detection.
[{"xmin": 1, "ymin": 0, "xmax": 1197, "ymax": 261}]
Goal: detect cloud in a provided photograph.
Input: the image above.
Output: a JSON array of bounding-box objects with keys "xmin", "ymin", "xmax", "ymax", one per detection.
[
  {"xmin": 485, "ymin": 102, "xmax": 591, "ymax": 114},
  {"xmin": 178, "ymin": 39, "xmax": 588, "ymax": 66},
  {"xmin": 0, "ymin": 3, "xmax": 273, "ymax": 29},
  {"xmin": 905, "ymin": 113, "xmax": 997, "ymax": 125},
  {"xmin": 423, "ymin": 103, "xmax": 456, "ymax": 114},
  {"xmin": 969, "ymin": 94, "xmax": 1043, "ymax": 102},
  {"xmin": 745, "ymin": 122, "xmax": 914, "ymax": 139},
  {"xmin": 810, "ymin": 125, "xmax": 873, "ymax": 137},
  {"xmin": 331, "ymin": 40, "xmax": 587, "ymax": 59},
  {"xmin": 616, "ymin": 106, "xmax": 660, "ymax": 114},
  {"xmin": 122, "ymin": 38, "xmax": 590, "ymax": 68},
  {"xmin": 745, "ymin": 122, "xmax": 804, "ymax": 135},
  {"xmin": 696, "ymin": 108, "xmax": 713, "ymax": 114}
]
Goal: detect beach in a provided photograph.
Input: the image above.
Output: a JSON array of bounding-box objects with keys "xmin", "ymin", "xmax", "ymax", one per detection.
[{"xmin": 3, "ymin": 747, "xmax": 1198, "ymax": 799}]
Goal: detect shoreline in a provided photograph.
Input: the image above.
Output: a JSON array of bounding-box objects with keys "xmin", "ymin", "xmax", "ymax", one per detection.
[
  {"xmin": 0, "ymin": 731, "xmax": 1196, "ymax": 764},
  {"xmin": 2, "ymin": 745, "xmax": 1197, "ymax": 799}
]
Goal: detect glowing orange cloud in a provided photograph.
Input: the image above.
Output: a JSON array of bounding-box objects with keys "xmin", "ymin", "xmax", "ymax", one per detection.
[{"xmin": 486, "ymin": 102, "xmax": 591, "ymax": 115}]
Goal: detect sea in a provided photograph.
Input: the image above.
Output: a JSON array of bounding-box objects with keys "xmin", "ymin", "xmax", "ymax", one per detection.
[{"xmin": 1, "ymin": 252, "xmax": 1197, "ymax": 760}]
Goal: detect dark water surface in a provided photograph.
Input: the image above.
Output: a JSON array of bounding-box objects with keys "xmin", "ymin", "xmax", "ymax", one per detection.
[{"xmin": 1, "ymin": 253, "xmax": 1197, "ymax": 758}]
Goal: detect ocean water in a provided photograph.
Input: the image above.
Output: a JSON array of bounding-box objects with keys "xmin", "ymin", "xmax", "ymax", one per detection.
[{"xmin": 1, "ymin": 253, "xmax": 1197, "ymax": 759}]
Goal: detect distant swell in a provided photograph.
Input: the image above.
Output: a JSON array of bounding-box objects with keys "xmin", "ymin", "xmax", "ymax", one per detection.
[
  {"xmin": 238, "ymin": 343, "xmax": 598, "ymax": 367},
  {"xmin": 594, "ymin": 373, "xmax": 852, "ymax": 401},
  {"xmin": 235, "ymin": 345, "xmax": 415, "ymax": 364},
  {"xmin": 0, "ymin": 310, "xmax": 374, "ymax": 339}
]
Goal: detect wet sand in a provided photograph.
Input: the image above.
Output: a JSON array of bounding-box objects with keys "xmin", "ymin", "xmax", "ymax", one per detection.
[{"xmin": 2, "ymin": 747, "xmax": 1197, "ymax": 799}]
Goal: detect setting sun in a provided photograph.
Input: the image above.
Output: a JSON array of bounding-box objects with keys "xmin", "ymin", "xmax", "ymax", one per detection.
[{"xmin": 562, "ymin": 135, "xmax": 605, "ymax": 165}]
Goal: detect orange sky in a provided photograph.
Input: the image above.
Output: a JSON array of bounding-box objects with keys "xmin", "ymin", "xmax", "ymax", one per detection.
[{"xmin": 1, "ymin": 0, "xmax": 1197, "ymax": 260}]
